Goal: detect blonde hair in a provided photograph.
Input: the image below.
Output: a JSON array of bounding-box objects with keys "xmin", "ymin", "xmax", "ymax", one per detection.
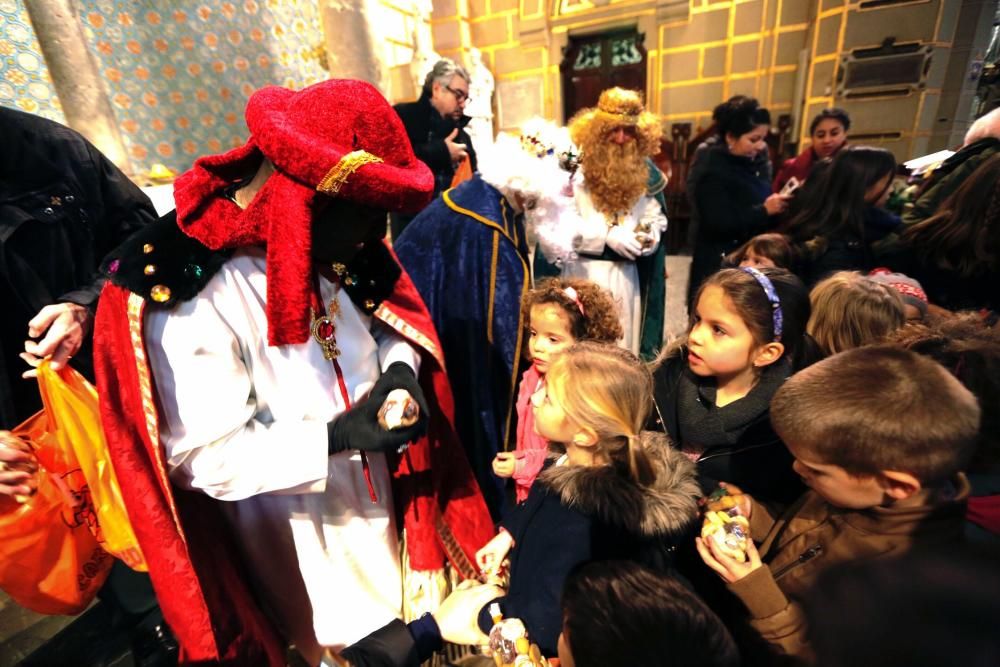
[
  {"xmin": 545, "ymin": 342, "xmax": 656, "ymax": 486},
  {"xmin": 807, "ymin": 271, "xmax": 905, "ymax": 356},
  {"xmin": 569, "ymin": 88, "xmax": 662, "ymax": 217}
]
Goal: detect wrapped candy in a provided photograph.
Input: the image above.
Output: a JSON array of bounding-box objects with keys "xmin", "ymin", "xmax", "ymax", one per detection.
[
  {"xmin": 377, "ymin": 389, "xmax": 419, "ymax": 430},
  {"xmin": 487, "ymin": 605, "xmax": 549, "ymax": 667},
  {"xmin": 701, "ymin": 510, "xmax": 750, "ymax": 562}
]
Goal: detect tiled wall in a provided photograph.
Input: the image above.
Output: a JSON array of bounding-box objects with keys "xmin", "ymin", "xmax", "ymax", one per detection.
[
  {"xmin": 78, "ymin": 0, "xmax": 328, "ymax": 175},
  {"xmin": 0, "ymin": 0, "xmax": 63, "ymax": 121}
]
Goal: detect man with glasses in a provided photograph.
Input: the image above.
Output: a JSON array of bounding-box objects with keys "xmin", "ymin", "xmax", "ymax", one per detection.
[{"xmin": 392, "ymin": 58, "xmax": 478, "ymax": 239}]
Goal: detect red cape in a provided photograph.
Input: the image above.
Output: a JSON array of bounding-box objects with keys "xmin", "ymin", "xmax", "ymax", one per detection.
[{"xmin": 94, "ymin": 248, "xmax": 493, "ymax": 665}]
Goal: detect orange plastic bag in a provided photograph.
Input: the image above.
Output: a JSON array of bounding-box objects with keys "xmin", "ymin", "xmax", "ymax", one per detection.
[
  {"xmin": 34, "ymin": 361, "xmax": 147, "ymax": 571},
  {"xmin": 450, "ymin": 154, "xmax": 473, "ymax": 188},
  {"xmin": 0, "ymin": 412, "xmax": 113, "ymax": 614}
]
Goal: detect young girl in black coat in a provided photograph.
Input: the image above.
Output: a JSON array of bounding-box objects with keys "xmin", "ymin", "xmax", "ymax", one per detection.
[
  {"xmin": 474, "ymin": 343, "xmax": 700, "ymax": 658},
  {"xmin": 650, "ymin": 267, "xmax": 812, "ymax": 505}
]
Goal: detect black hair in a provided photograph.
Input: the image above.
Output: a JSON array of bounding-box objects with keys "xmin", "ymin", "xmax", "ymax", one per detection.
[
  {"xmin": 809, "ymin": 108, "xmax": 851, "ymax": 135},
  {"xmin": 803, "ymin": 546, "xmax": 1000, "ymax": 667},
  {"xmin": 696, "ymin": 267, "xmax": 813, "ymax": 370},
  {"xmin": 782, "ymin": 145, "xmax": 896, "ymax": 244},
  {"xmin": 722, "ymin": 232, "xmax": 801, "ymax": 273},
  {"xmin": 561, "ymin": 560, "xmax": 739, "ymax": 667},
  {"xmin": 713, "ymin": 95, "xmax": 771, "ymax": 139}
]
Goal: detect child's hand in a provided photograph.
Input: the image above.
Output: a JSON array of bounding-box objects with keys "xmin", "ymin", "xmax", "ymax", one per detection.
[
  {"xmin": 695, "ymin": 535, "xmax": 762, "ymax": 584},
  {"xmin": 476, "ymin": 529, "xmax": 514, "ymax": 574},
  {"xmin": 492, "ymin": 452, "xmax": 516, "ymax": 478}
]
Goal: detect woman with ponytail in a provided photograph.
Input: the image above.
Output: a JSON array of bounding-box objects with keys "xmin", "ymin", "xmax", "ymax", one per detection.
[{"xmin": 473, "ymin": 343, "xmax": 700, "ymax": 658}]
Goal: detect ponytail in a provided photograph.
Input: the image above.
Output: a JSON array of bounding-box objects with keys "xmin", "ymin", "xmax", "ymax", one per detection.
[
  {"xmin": 624, "ymin": 433, "xmax": 656, "ymax": 487},
  {"xmin": 547, "ymin": 342, "xmax": 657, "ymax": 485}
]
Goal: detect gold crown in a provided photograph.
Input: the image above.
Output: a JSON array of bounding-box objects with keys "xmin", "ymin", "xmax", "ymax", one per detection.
[{"xmin": 596, "ymin": 87, "xmax": 645, "ymax": 120}]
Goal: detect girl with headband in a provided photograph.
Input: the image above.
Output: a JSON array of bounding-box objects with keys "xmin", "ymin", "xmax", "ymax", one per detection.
[
  {"xmin": 649, "ymin": 267, "xmax": 813, "ymax": 504},
  {"xmin": 492, "ymin": 278, "xmax": 623, "ymax": 503}
]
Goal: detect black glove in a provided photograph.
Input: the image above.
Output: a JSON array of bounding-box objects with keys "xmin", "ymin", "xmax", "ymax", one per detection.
[{"xmin": 327, "ymin": 362, "xmax": 428, "ymax": 455}]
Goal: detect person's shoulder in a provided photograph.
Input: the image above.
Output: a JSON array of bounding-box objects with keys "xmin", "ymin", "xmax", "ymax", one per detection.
[
  {"xmin": 699, "ymin": 144, "xmax": 736, "ymax": 173},
  {"xmin": 393, "ymin": 96, "xmax": 428, "ymax": 123},
  {"xmin": 1, "ymin": 106, "xmax": 92, "ymax": 160},
  {"xmin": 102, "ymin": 212, "xmax": 232, "ymax": 307}
]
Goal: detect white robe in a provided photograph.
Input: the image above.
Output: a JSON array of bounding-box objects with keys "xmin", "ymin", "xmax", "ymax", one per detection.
[
  {"xmin": 146, "ymin": 247, "xmax": 417, "ymax": 661},
  {"xmin": 562, "ymin": 177, "xmax": 668, "ymax": 354}
]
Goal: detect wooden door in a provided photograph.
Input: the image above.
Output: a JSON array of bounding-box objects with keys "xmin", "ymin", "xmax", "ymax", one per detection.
[{"xmin": 561, "ymin": 29, "xmax": 647, "ymax": 121}]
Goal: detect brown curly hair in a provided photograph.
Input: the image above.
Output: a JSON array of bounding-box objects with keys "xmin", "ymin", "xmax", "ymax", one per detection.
[
  {"xmin": 522, "ymin": 277, "xmax": 623, "ymax": 343},
  {"xmin": 887, "ymin": 312, "xmax": 1000, "ymax": 472}
]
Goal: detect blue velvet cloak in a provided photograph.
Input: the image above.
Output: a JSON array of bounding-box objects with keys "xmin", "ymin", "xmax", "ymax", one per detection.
[{"xmin": 393, "ymin": 175, "xmax": 530, "ymax": 519}]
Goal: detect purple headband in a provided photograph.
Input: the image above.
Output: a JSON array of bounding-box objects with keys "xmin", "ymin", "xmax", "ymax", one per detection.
[{"xmin": 741, "ymin": 267, "xmax": 783, "ymax": 341}]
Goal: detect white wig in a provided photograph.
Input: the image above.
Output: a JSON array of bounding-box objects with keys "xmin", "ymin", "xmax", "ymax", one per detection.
[{"xmin": 477, "ymin": 118, "xmax": 580, "ymax": 266}]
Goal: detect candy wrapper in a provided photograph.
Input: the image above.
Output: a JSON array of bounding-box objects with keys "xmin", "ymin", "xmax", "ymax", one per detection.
[
  {"xmin": 701, "ymin": 510, "xmax": 750, "ymax": 562},
  {"xmin": 705, "ymin": 485, "xmax": 740, "ymax": 512},
  {"xmin": 487, "ymin": 605, "xmax": 549, "ymax": 667},
  {"xmin": 377, "ymin": 389, "xmax": 419, "ymax": 430}
]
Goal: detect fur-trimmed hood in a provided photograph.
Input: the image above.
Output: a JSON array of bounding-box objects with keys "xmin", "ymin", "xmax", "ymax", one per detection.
[{"xmin": 536, "ymin": 431, "xmax": 700, "ymax": 539}]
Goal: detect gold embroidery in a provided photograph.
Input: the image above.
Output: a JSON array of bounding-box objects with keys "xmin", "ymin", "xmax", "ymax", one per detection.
[
  {"xmin": 375, "ymin": 303, "xmax": 444, "ymax": 372},
  {"xmin": 487, "ymin": 231, "xmax": 499, "ymax": 345},
  {"xmin": 436, "ymin": 516, "xmax": 478, "ymax": 580},
  {"xmin": 316, "ymin": 150, "xmax": 384, "ymax": 195},
  {"xmin": 127, "ymin": 293, "xmax": 188, "ymax": 543}
]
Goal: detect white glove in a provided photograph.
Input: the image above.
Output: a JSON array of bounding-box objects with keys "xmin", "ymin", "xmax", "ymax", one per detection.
[
  {"xmin": 637, "ymin": 223, "xmax": 662, "ymax": 256},
  {"xmin": 606, "ymin": 225, "xmax": 643, "ymax": 260}
]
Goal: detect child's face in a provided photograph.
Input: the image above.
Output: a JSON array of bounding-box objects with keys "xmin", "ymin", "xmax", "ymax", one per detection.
[
  {"xmin": 787, "ymin": 441, "xmax": 886, "ymax": 509},
  {"xmin": 738, "ymin": 252, "xmax": 777, "ymax": 269},
  {"xmin": 688, "ymin": 285, "xmax": 763, "ymax": 384},
  {"xmin": 528, "ymin": 303, "xmax": 576, "ymax": 374},
  {"xmin": 530, "ymin": 378, "xmax": 578, "ymax": 443}
]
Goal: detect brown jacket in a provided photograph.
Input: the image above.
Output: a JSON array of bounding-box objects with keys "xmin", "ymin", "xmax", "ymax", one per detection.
[{"xmin": 728, "ymin": 475, "xmax": 970, "ymax": 662}]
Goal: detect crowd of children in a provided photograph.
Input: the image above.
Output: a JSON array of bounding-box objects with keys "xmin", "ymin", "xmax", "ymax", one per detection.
[
  {"xmin": 462, "ymin": 107, "xmax": 1000, "ymax": 667},
  {"xmin": 3, "ymin": 88, "xmax": 998, "ymax": 667}
]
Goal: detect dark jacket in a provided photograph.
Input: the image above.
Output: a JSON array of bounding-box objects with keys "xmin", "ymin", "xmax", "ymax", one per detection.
[
  {"xmin": 882, "ymin": 245, "xmax": 1000, "ymax": 313},
  {"xmin": 0, "ymin": 107, "xmax": 156, "ymax": 427},
  {"xmin": 797, "ymin": 206, "xmax": 902, "ymax": 286},
  {"xmin": 339, "ymin": 615, "xmax": 442, "ymax": 667},
  {"xmin": 689, "ymin": 145, "xmax": 774, "ymax": 302},
  {"xmin": 902, "ymin": 138, "xmax": 1000, "ymax": 226},
  {"xmin": 393, "ymin": 90, "xmax": 477, "ymax": 201},
  {"xmin": 649, "ymin": 352, "xmax": 804, "ymax": 505},
  {"xmin": 478, "ymin": 435, "xmax": 700, "ymax": 656},
  {"xmin": 686, "ymin": 136, "xmax": 771, "ymax": 251}
]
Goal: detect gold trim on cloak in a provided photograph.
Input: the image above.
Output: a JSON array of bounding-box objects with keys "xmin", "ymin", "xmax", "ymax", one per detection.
[{"xmin": 127, "ymin": 292, "xmax": 188, "ymax": 541}]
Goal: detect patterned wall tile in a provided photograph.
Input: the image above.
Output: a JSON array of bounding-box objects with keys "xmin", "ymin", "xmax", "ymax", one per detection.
[
  {"xmin": 78, "ymin": 0, "xmax": 328, "ymax": 175},
  {"xmin": 0, "ymin": 0, "xmax": 63, "ymax": 121}
]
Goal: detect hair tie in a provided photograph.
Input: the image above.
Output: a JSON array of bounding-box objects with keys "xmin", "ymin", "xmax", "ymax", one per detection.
[
  {"xmin": 563, "ymin": 286, "xmax": 585, "ymax": 316},
  {"xmin": 741, "ymin": 267, "xmax": 783, "ymax": 341}
]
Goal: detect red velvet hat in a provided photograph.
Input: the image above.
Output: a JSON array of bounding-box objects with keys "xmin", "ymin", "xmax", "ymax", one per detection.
[{"xmin": 172, "ymin": 79, "xmax": 433, "ymax": 346}]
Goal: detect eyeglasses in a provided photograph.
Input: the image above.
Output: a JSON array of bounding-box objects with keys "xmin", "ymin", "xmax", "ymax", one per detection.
[{"xmin": 445, "ymin": 85, "xmax": 470, "ymax": 103}]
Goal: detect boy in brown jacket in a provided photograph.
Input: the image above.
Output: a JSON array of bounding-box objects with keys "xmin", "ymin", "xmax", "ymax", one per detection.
[{"xmin": 696, "ymin": 346, "xmax": 981, "ymax": 662}]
